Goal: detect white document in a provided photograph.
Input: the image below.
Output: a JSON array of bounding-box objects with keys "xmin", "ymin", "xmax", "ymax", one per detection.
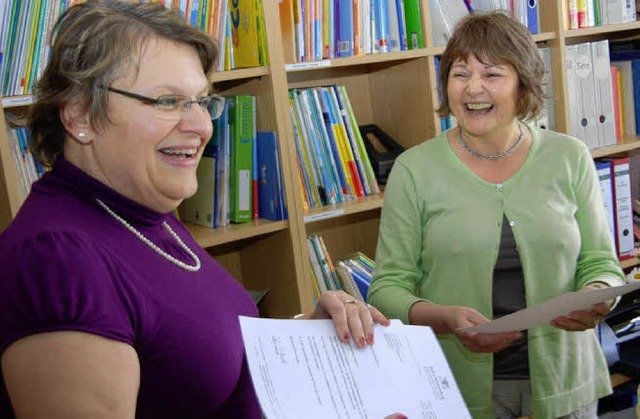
[
  {"xmin": 239, "ymin": 317, "xmax": 471, "ymax": 419},
  {"xmin": 463, "ymin": 281, "xmax": 640, "ymax": 334}
]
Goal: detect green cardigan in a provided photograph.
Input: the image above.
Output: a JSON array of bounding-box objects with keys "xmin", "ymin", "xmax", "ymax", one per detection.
[{"xmin": 368, "ymin": 125, "xmax": 625, "ymax": 419}]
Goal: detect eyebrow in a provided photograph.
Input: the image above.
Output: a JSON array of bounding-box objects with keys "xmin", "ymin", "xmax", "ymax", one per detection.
[{"xmin": 451, "ymin": 62, "xmax": 505, "ymax": 70}]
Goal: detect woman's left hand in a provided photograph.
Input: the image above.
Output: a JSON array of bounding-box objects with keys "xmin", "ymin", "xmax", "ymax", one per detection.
[
  {"xmin": 297, "ymin": 290, "xmax": 391, "ymax": 347},
  {"xmin": 550, "ymin": 283, "xmax": 612, "ymax": 331}
]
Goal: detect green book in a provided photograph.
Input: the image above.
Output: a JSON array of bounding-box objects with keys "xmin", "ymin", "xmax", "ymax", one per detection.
[
  {"xmin": 403, "ymin": 0, "xmax": 423, "ymax": 49},
  {"xmin": 226, "ymin": 95, "xmax": 256, "ymax": 223}
]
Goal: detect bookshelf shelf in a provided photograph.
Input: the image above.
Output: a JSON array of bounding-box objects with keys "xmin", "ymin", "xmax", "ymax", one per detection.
[
  {"xmin": 620, "ymin": 257, "xmax": 639, "ymax": 270},
  {"xmin": 285, "ymin": 49, "xmax": 431, "ymax": 73},
  {"xmin": 564, "ymin": 20, "xmax": 640, "ymax": 39},
  {"xmin": 211, "ymin": 66, "xmax": 269, "ymax": 83},
  {"xmin": 591, "ymin": 136, "xmax": 640, "ymax": 158},
  {"xmin": 186, "ymin": 219, "xmax": 289, "ymax": 249},
  {"xmin": 3, "ymin": 2, "xmax": 640, "ymax": 317},
  {"xmin": 303, "ymin": 193, "xmax": 384, "ymax": 224}
]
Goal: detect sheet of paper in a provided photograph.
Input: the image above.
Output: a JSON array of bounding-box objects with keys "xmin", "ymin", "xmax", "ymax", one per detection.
[
  {"xmin": 462, "ymin": 281, "xmax": 640, "ymax": 333},
  {"xmin": 239, "ymin": 316, "xmax": 471, "ymax": 419}
]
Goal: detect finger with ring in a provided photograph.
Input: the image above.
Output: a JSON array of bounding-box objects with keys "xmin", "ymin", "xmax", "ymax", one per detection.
[{"xmin": 344, "ymin": 299, "xmax": 357, "ymax": 305}]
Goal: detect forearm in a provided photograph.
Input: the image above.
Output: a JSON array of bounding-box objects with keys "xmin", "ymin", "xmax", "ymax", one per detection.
[{"xmin": 408, "ymin": 301, "xmax": 455, "ymax": 334}]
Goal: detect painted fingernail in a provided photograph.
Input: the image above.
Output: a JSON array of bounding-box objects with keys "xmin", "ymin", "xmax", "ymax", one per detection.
[
  {"xmin": 343, "ymin": 332, "xmax": 350, "ymax": 341},
  {"xmin": 367, "ymin": 333, "xmax": 374, "ymax": 345},
  {"xmin": 358, "ymin": 336, "xmax": 366, "ymax": 346}
]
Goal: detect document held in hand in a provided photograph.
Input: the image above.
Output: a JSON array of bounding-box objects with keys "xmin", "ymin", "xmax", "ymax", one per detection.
[
  {"xmin": 238, "ymin": 316, "xmax": 471, "ymax": 419},
  {"xmin": 462, "ymin": 280, "xmax": 640, "ymax": 334}
]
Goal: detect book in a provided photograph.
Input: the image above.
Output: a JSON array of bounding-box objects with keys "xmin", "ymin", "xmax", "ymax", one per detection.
[
  {"xmin": 607, "ymin": 157, "xmax": 636, "ymax": 260},
  {"xmin": 228, "ymin": 0, "xmax": 261, "ymax": 68},
  {"xmin": 611, "ymin": 60, "xmax": 637, "ymax": 136},
  {"xmin": 610, "ymin": 66, "xmax": 622, "ymax": 140},
  {"xmin": 596, "ymin": 160, "xmax": 616, "ymax": 241},
  {"xmin": 256, "ymin": 131, "xmax": 287, "ymax": 221},
  {"xmin": 590, "ymin": 40, "xmax": 617, "ymax": 148},
  {"xmin": 527, "ymin": 0, "xmax": 539, "ymax": 34},
  {"xmin": 428, "ymin": 0, "xmax": 468, "ymax": 47},
  {"xmin": 182, "ymin": 132, "xmax": 218, "ymax": 228},
  {"xmin": 403, "ymin": 0, "xmax": 423, "ymax": 49},
  {"xmin": 335, "ymin": 261, "xmax": 366, "ymax": 302},
  {"xmin": 227, "ymin": 95, "xmax": 256, "ymax": 223},
  {"xmin": 565, "ymin": 43, "xmax": 599, "ymax": 149}
]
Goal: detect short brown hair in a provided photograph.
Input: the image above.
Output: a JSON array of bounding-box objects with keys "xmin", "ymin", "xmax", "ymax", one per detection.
[
  {"xmin": 28, "ymin": 0, "xmax": 219, "ymax": 166},
  {"xmin": 436, "ymin": 11, "xmax": 545, "ymax": 121}
]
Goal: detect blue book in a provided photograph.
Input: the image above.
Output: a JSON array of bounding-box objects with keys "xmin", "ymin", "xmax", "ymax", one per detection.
[
  {"xmin": 337, "ymin": 0, "xmax": 353, "ymax": 57},
  {"xmin": 395, "ymin": 0, "xmax": 407, "ymax": 51},
  {"xmin": 256, "ymin": 131, "xmax": 287, "ymax": 221},
  {"xmin": 374, "ymin": 0, "xmax": 389, "ymax": 53},
  {"xmin": 349, "ymin": 268, "xmax": 371, "ymax": 302},
  {"xmin": 632, "ymin": 60, "xmax": 640, "ymax": 135},
  {"xmin": 527, "ymin": 0, "xmax": 539, "ymax": 35}
]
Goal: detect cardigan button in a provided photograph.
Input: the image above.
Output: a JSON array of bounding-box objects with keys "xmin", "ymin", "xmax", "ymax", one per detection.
[{"xmin": 509, "ymin": 220, "xmax": 516, "ymax": 227}]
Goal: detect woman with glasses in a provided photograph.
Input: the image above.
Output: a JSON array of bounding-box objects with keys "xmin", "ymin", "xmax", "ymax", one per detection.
[{"xmin": 0, "ymin": 2, "xmax": 394, "ymax": 418}]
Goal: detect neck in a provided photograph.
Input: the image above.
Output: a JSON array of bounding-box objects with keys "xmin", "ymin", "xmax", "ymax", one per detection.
[{"xmin": 457, "ymin": 121, "xmax": 525, "ymax": 160}]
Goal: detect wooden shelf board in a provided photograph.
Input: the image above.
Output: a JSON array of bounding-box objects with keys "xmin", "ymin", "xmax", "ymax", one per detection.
[
  {"xmin": 532, "ymin": 32, "xmax": 557, "ymax": 43},
  {"xmin": 611, "ymin": 373, "xmax": 633, "ymax": 388},
  {"xmin": 285, "ymin": 49, "xmax": 430, "ymax": 73},
  {"xmin": 186, "ymin": 219, "xmax": 288, "ymax": 249},
  {"xmin": 303, "ymin": 193, "xmax": 384, "ymax": 224},
  {"xmin": 564, "ymin": 21, "xmax": 640, "ymax": 39},
  {"xmin": 591, "ymin": 136, "xmax": 640, "ymax": 158},
  {"xmin": 620, "ymin": 257, "xmax": 639, "ymax": 270},
  {"xmin": 211, "ymin": 66, "xmax": 269, "ymax": 83}
]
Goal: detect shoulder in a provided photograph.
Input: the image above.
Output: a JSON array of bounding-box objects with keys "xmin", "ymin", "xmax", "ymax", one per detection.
[
  {"xmin": 394, "ymin": 132, "xmax": 449, "ymax": 170},
  {"xmin": 533, "ymin": 126, "xmax": 590, "ymax": 157}
]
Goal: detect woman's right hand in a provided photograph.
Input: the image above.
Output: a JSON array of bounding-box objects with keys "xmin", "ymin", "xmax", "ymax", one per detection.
[
  {"xmin": 410, "ymin": 302, "xmax": 521, "ymax": 353},
  {"xmin": 444, "ymin": 305, "xmax": 521, "ymax": 353}
]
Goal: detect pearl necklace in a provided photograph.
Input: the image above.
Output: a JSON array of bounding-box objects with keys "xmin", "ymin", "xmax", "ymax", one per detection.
[
  {"xmin": 96, "ymin": 199, "xmax": 201, "ymax": 272},
  {"xmin": 457, "ymin": 122, "xmax": 524, "ymax": 160}
]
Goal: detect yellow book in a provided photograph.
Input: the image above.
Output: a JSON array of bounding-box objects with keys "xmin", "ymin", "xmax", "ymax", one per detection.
[
  {"xmin": 228, "ymin": 0, "xmax": 260, "ymax": 68},
  {"xmin": 618, "ymin": 70, "xmax": 625, "ymax": 137}
]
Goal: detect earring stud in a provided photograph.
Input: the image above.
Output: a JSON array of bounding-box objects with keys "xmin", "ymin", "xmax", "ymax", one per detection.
[{"xmin": 78, "ymin": 132, "xmax": 86, "ymax": 138}]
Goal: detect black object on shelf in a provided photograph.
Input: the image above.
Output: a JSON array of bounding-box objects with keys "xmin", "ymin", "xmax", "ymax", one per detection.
[{"xmin": 359, "ymin": 124, "xmax": 404, "ymax": 185}]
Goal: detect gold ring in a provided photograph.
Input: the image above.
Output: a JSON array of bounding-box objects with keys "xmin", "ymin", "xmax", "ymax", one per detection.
[{"xmin": 344, "ymin": 300, "xmax": 357, "ymax": 304}]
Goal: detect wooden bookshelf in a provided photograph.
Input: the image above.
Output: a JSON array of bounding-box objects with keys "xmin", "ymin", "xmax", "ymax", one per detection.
[{"xmin": 2, "ymin": 2, "xmax": 640, "ymax": 318}]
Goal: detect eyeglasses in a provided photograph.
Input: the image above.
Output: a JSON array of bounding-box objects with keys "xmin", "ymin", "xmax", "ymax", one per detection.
[{"xmin": 104, "ymin": 87, "xmax": 225, "ymax": 121}]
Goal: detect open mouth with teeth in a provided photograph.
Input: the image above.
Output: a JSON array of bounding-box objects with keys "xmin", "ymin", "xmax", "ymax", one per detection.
[
  {"xmin": 466, "ymin": 102, "xmax": 493, "ymax": 113},
  {"xmin": 159, "ymin": 148, "xmax": 198, "ymax": 159}
]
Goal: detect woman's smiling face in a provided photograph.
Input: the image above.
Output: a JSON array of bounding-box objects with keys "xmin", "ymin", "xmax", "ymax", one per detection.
[
  {"xmin": 447, "ymin": 54, "xmax": 520, "ymax": 139},
  {"xmin": 66, "ymin": 37, "xmax": 213, "ymax": 213}
]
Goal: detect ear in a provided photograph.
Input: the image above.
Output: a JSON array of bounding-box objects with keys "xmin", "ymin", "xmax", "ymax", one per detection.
[{"xmin": 60, "ymin": 101, "xmax": 94, "ymax": 144}]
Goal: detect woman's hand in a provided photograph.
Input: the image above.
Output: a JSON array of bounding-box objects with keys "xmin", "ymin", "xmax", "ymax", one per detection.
[
  {"xmin": 550, "ymin": 283, "xmax": 612, "ymax": 332},
  {"xmin": 410, "ymin": 303, "xmax": 521, "ymax": 353},
  {"xmin": 297, "ymin": 290, "xmax": 391, "ymax": 347},
  {"xmin": 446, "ymin": 306, "xmax": 521, "ymax": 352}
]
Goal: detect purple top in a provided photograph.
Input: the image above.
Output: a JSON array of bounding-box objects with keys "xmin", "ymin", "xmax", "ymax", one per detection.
[{"xmin": 0, "ymin": 159, "xmax": 261, "ymax": 418}]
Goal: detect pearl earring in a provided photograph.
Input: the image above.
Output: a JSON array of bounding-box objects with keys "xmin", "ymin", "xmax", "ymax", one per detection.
[{"xmin": 78, "ymin": 132, "xmax": 86, "ymax": 139}]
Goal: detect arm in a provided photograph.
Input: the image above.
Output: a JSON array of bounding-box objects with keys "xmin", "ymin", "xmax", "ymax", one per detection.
[
  {"xmin": 551, "ymin": 146, "xmax": 625, "ymax": 331},
  {"xmin": 2, "ymin": 331, "xmax": 139, "ymax": 418}
]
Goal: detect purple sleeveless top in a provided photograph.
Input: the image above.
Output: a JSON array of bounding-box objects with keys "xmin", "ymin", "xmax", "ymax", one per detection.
[{"xmin": 0, "ymin": 159, "xmax": 261, "ymax": 418}]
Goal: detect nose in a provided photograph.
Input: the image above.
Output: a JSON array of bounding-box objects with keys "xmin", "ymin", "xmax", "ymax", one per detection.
[
  {"xmin": 179, "ymin": 103, "xmax": 213, "ymax": 138},
  {"xmin": 465, "ymin": 74, "xmax": 484, "ymax": 94}
]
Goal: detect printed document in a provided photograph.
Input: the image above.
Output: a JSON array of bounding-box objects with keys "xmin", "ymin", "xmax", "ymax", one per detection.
[
  {"xmin": 463, "ymin": 281, "xmax": 640, "ymax": 333},
  {"xmin": 239, "ymin": 316, "xmax": 471, "ymax": 419}
]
